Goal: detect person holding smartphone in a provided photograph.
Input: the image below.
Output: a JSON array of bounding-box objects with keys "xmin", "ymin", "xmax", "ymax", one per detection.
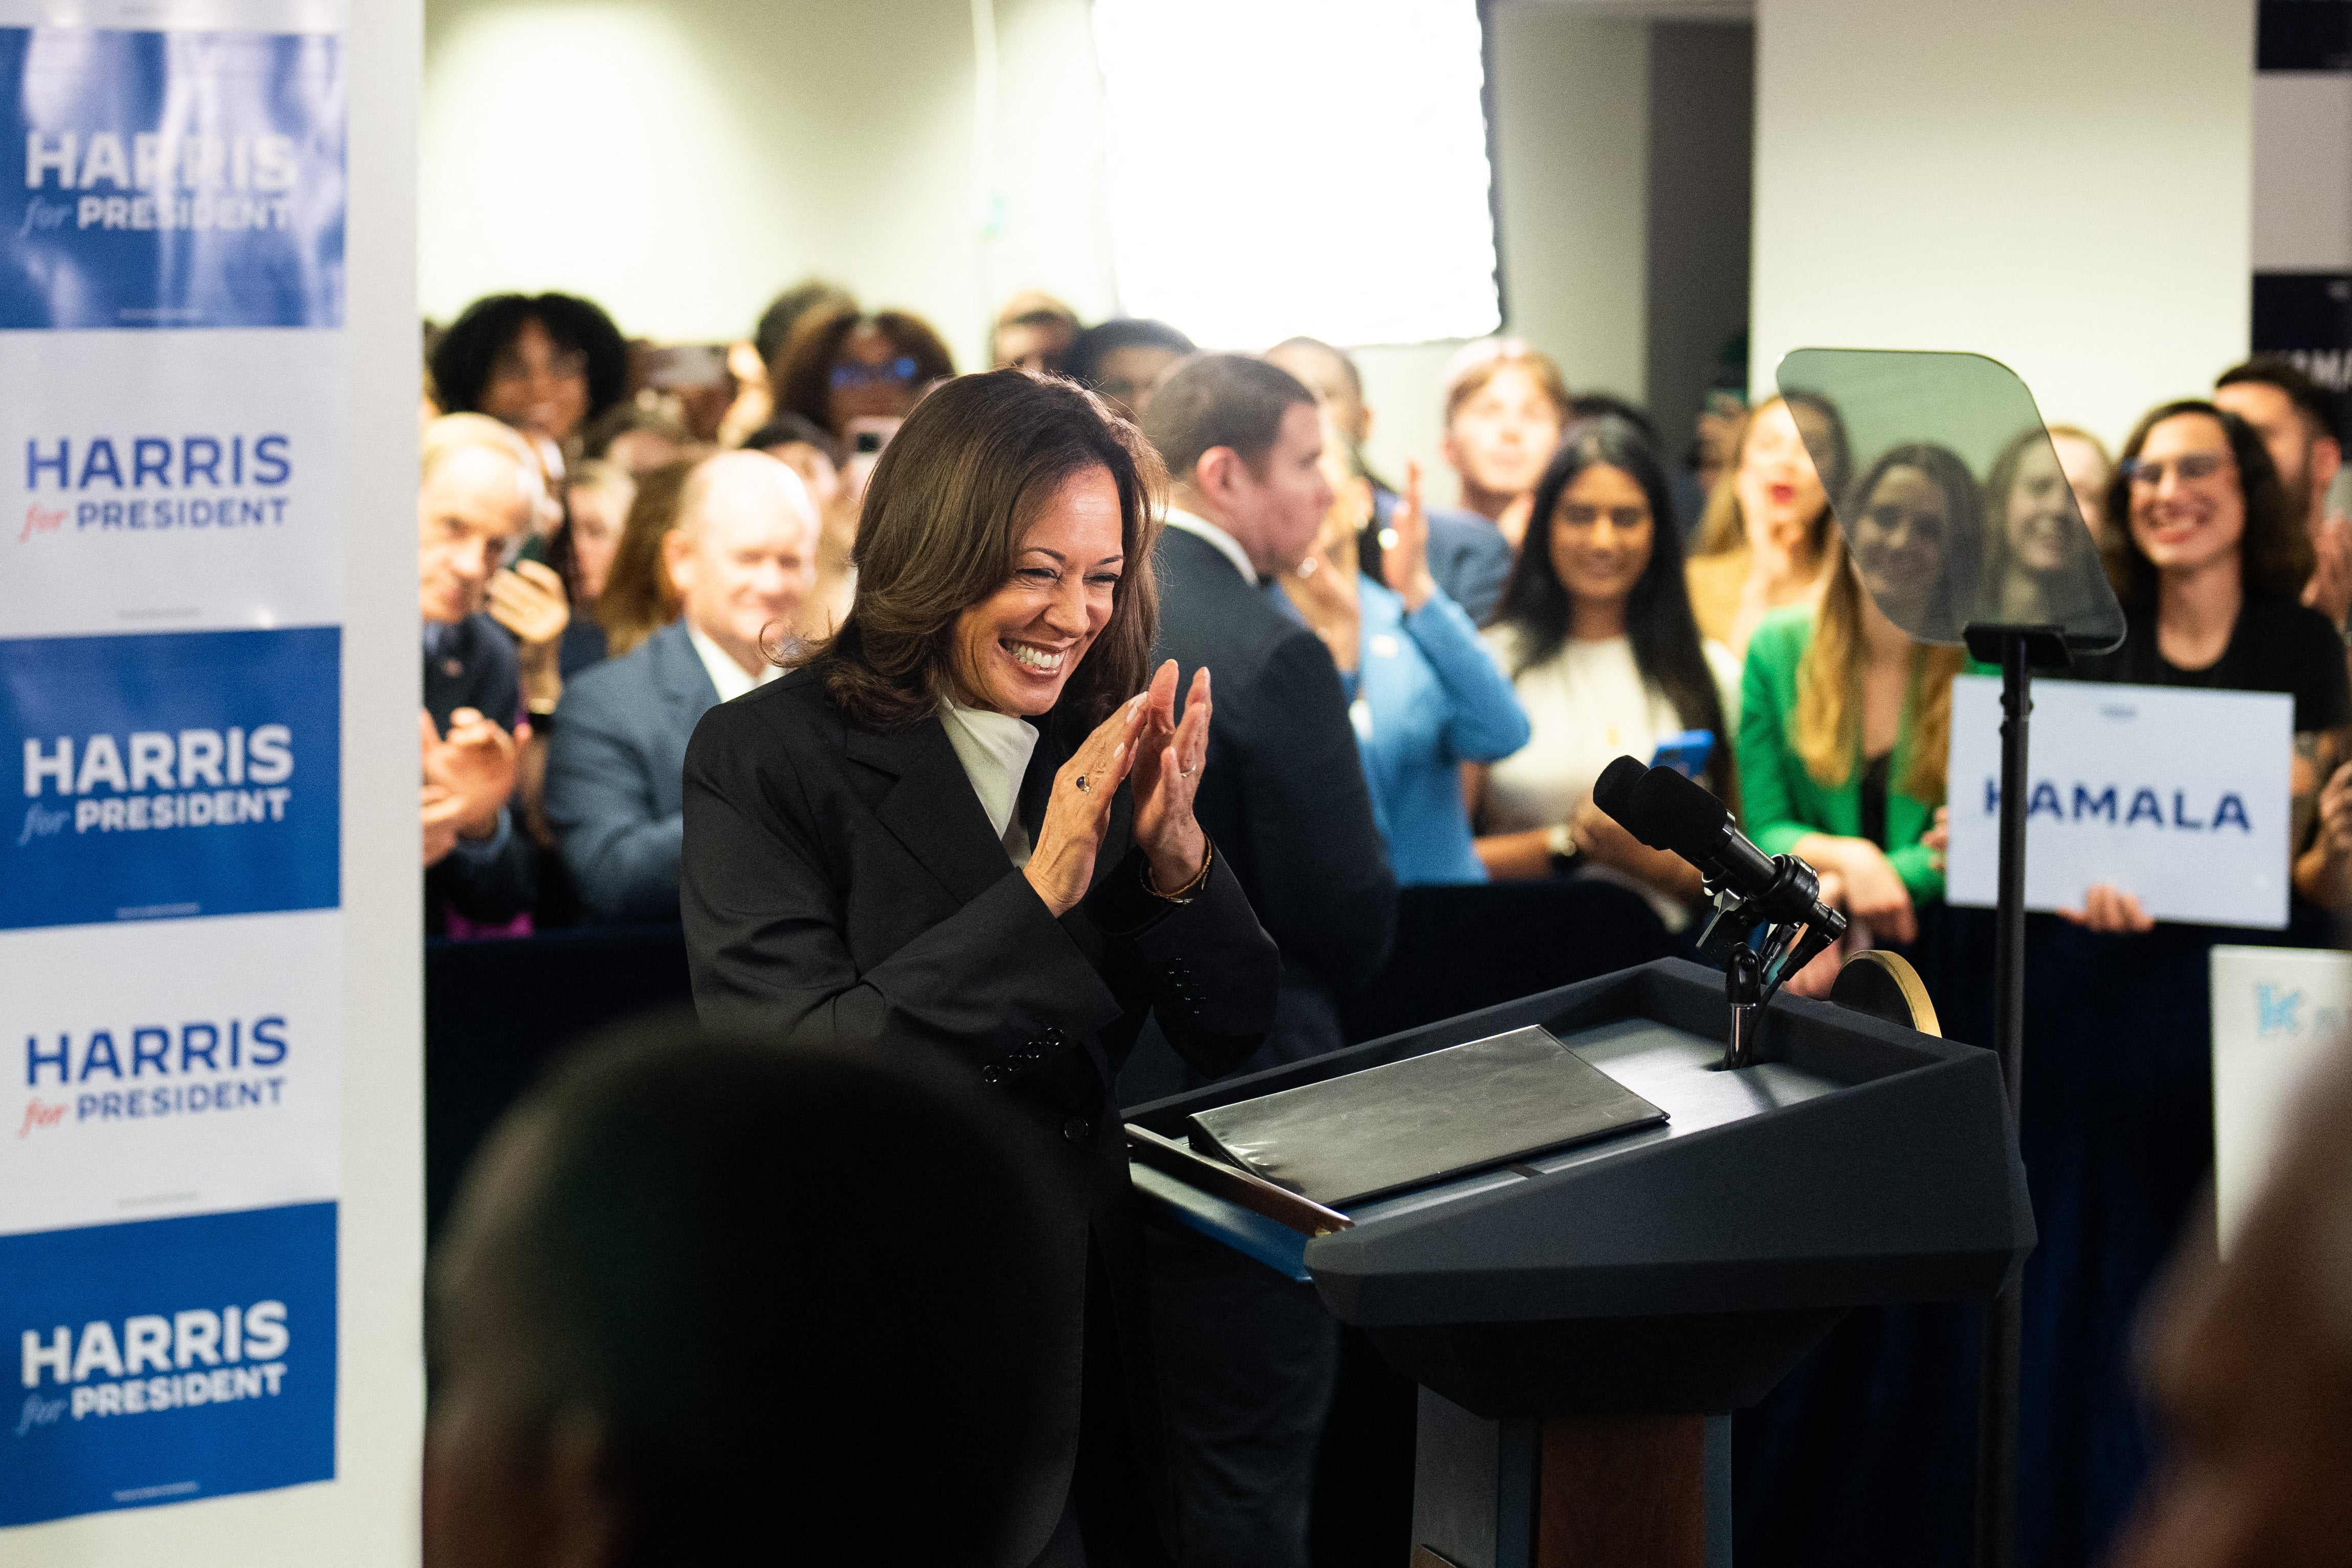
[{"xmin": 1468, "ymin": 417, "xmax": 1740, "ymax": 927}]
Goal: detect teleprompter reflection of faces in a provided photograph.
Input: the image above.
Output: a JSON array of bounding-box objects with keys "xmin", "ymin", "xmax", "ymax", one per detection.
[
  {"xmin": 950, "ymin": 465, "xmax": 1124, "ymax": 717},
  {"xmin": 419, "ymin": 446, "xmax": 536, "ymax": 626},
  {"xmin": 2130, "ymin": 413, "xmax": 2244, "ymax": 579},
  {"xmin": 1851, "ymin": 466, "xmax": 1949, "ymax": 626},
  {"xmin": 1550, "ymin": 463, "xmax": 1653, "ymax": 615},
  {"xmin": 480, "ymin": 317, "xmax": 590, "ymax": 446},
  {"xmin": 1735, "ymin": 400, "xmax": 1828, "ymax": 556},
  {"xmin": 1226, "ymin": 402, "xmax": 1336, "ymax": 579},
  {"xmin": 2005, "ymin": 442, "xmax": 2080, "ymax": 576},
  {"xmin": 1446, "ymin": 365, "xmax": 1562, "ymax": 500},
  {"xmin": 668, "ymin": 460, "xmax": 819, "ymax": 676}
]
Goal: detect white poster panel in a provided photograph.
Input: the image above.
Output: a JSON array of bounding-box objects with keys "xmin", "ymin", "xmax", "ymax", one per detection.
[
  {"xmin": 2210, "ymin": 944, "xmax": 2352, "ymax": 1248},
  {"xmin": 0, "ymin": 4, "xmax": 346, "ymax": 1532},
  {"xmin": 1946, "ymin": 675, "xmax": 2294, "ymax": 929}
]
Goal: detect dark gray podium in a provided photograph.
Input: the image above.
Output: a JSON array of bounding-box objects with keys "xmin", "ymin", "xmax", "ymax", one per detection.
[{"xmin": 1126, "ymin": 957, "xmax": 2033, "ymax": 1568}]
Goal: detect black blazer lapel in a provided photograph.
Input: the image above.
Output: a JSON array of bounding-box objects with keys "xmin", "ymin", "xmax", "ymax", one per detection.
[{"xmin": 845, "ymin": 717, "xmax": 1018, "ymax": 906}]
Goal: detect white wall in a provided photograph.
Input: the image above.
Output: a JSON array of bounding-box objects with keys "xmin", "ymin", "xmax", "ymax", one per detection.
[
  {"xmin": 420, "ymin": 0, "xmax": 1648, "ymax": 506},
  {"xmin": 1750, "ymin": 0, "xmax": 2253, "ymax": 448}
]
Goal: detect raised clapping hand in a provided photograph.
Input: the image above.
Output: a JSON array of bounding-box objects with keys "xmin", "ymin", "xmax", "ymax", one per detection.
[
  {"xmin": 486, "ymin": 559, "xmax": 569, "ymax": 651},
  {"xmin": 419, "ymin": 707, "xmax": 519, "ymax": 867},
  {"xmin": 1381, "ymin": 459, "xmax": 1439, "ymax": 614},
  {"xmin": 1022, "ymin": 661, "xmax": 1211, "ymax": 918}
]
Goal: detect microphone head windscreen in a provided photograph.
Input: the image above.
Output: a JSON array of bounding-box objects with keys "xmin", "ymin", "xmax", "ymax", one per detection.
[
  {"xmin": 1629, "ymin": 765, "xmax": 1732, "ymax": 858},
  {"xmin": 1592, "ymin": 755, "xmax": 1649, "ymax": 827}
]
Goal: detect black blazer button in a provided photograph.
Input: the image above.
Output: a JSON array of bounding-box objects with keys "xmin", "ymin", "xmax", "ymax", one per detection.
[{"xmin": 1062, "ymin": 1116, "xmax": 1093, "ymax": 1144}]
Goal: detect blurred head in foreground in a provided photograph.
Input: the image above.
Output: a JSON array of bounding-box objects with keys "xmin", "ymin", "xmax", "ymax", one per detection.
[
  {"xmin": 2114, "ymin": 1042, "xmax": 2352, "ymax": 1567},
  {"xmin": 423, "ymin": 1018, "xmax": 1078, "ymax": 1567}
]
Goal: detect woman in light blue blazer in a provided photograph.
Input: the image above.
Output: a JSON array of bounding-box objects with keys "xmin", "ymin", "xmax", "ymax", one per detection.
[{"xmin": 1279, "ymin": 457, "xmax": 1529, "ymax": 884}]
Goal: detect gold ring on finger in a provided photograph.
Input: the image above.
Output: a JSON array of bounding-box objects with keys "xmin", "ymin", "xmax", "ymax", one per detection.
[{"xmin": 1075, "ymin": 775, "xmax": 1091, "ymax": 792}]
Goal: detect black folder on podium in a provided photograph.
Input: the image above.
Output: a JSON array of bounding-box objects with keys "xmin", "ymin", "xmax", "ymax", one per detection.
[{"xmin": 1126, "ymin": 957, "xmax": 2033, "ymax": 1568}]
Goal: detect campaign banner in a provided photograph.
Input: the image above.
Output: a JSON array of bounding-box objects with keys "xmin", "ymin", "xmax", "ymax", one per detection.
[
  {"xmin": 1, "ymin": 1200, "xmax": 335, "ymax": 1528},
  {"xmin": 1, "ymin": 625, "xmax": 338, "ymax": 931},
  {"xmin": 0, "ymin": 4, "xmax": 350, "ymax": 1538},
  {"xmin": 1945, "ymin": 676, "xmax": 2294, "ymax": 929},
  {"xmin": 4, "ymin": 910, "xmax": 338, "ymax": 1236},
  {"xmin": 0, "ymin": 332, "xmax": 345, "ymax": 637},
  {"xmin": 2210, "ymin": 945, "xmax": 2352, "ymax": 1246},
  {"xmin": 2251, "ymin": 272, "xmax": 2352, "ymax": 445},
  {"xmin": 0, "ymin": 25, "xmax": 345, "ymax": 330}
]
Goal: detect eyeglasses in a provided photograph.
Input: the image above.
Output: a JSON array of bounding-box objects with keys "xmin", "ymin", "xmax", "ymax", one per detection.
[
  {"xmin": 2122, "ymin": 451, "xmax": 2233, "ymax": 488},
  {"xmin": 829, "ymin": 356, "xmax": 919, "ymax": 391}
]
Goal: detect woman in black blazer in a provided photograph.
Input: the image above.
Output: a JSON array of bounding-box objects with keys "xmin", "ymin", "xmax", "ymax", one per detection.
[{"xmin": 681, "ymin": 369, "xmax": 1280, "ymax": 1566}]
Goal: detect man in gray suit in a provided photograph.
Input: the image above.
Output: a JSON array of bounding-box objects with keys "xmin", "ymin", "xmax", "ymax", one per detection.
[{"xmin": 546, "ymin": 450, "xmax": 819, "ymax": 923}]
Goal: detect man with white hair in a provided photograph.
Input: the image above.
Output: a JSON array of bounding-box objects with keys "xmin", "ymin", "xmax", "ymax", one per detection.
[
  {"xmin": 546, "ymin": 449, "xmax": 819, "ymax": 922},
  {"xmin": 420, "ymin": 412, "xmax": 555, "ymax": 932}
]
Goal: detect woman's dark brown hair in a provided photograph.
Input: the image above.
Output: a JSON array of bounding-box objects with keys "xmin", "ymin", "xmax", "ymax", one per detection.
[
  {"xmin": 2105, "ymin": 399, "xmax": 2311, "ymax": 610},
  {"xmin": 795, "ymin": 369, "xmax": 1164, "ymax": 732},
  {"xmin": 769, "ymin": 303, "xmax": 957, "ymax": 437}
]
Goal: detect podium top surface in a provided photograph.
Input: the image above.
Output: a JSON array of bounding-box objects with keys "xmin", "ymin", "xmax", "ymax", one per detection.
[
  {"xmin": 1128, "ymin": 958, "xmax": 2034, "ymax": 1327},
  {"xmin": 1344, "ymin": 1016, "xmax": 1847, "ymax": 1229}
]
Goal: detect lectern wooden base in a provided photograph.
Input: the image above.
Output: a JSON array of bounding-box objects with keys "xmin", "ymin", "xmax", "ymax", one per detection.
[{"xmin": 1410, "ymin": 1390, "xmax": 1729, "ymax": 1568}]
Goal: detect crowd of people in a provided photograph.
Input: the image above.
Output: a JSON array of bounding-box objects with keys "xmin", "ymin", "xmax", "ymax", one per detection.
[
  {"xmin": 414, "ymin": 277, "xmax": 2352, "ymax": 1566},
  {"xmin": 415, "ymin": 282, "xmax": 2352, "ymax": 969}
]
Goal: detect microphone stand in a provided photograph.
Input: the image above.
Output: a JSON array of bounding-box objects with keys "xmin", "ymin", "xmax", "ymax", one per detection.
[
  {"xmin": 1693, "ymin": 865, "xmax": 1847, "ymax": 1070},
  {"xmin": 1960, "ymin": 621, "xmax": 2068, "ymax": 1568}
]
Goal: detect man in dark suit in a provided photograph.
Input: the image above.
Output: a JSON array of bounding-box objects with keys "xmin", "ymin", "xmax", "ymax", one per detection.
[
  {"xmin": 419, "ymin": 414, "xmax": 545, "ymax": 934},
  {"xmin": 1134, "ymin": 353, "xmax": 1399, "ymax": 1568},
  {"xmin": 1269, "ymin": 335, "xmax": 1514, "ymax": 622},
  {"xmin": 547, "ymin": 450, "xmax": 819, "ymax": 922}
]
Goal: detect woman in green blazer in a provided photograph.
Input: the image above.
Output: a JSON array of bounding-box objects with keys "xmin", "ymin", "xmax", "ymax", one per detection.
[{"xmin": 1736, "ymin": 502, "xmax": 1967, "ymax": 950}]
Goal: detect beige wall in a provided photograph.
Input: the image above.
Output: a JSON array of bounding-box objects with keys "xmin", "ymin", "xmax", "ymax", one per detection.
[{"xmin": 1750, "ymin": 0, "xmax": 2254, "ymax": 448}]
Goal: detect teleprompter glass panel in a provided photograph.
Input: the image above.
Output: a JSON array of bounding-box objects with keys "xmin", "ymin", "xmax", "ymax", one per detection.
[{"xmin": 1774, "ymin": 348, "xmax": 2124, "ymax": 651}]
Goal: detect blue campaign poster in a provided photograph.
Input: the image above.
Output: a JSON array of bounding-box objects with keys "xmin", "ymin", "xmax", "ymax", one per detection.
[
  {"xmin": 0, "ymin": 26, "xmax": 344, "ymax": 330},
  {"xmin": 0, "ymin": 626, "xmax": 340, "ymax": 930},
  {"xmin": 1, "ymin": 1202, "xmax": 337, "ymax": 1527}
]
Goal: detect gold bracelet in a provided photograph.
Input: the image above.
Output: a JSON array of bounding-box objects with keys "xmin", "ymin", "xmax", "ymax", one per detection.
[{"xmin": 1142, "ymin": 837, "xmax": 1215, "ymax": 903}]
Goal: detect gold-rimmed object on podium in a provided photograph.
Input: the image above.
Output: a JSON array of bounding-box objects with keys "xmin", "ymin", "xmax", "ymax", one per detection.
[{"xmin": 1829, "ymin": 950, "xmax": 1942, "ymax": 1038}]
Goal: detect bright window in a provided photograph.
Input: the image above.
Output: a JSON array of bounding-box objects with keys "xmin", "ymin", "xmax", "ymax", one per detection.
[{"xmin": 1091, "ymin": 0, "xmax": 1502, "ymax": 349}]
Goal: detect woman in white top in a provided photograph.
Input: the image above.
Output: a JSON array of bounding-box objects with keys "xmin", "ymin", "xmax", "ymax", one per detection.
[{"xmin": 1469, "ymin": 418, "xmax": 1741, "ymax": 923}]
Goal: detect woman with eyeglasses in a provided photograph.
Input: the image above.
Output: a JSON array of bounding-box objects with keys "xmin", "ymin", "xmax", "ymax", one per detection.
[
  {"xmin": 2064, "ymin": 399, "xmax": 2352, "ymax": 927},
  {"xmin": 768, "ymin": 300, "xmax": 957, "ymax": 442}
]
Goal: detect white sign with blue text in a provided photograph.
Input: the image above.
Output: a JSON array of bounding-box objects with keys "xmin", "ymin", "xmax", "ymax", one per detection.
[
  {"xmin": 1946, "ymin": 675, "xmax": 2294, "ymax": 929},
  {"xmin": 0, "ymin": 1, "xmax": 345, "ymax": 1535},
  {"xmin": 2209, "ymin": 944, "xmax": 2352, "ymax": 1248}
]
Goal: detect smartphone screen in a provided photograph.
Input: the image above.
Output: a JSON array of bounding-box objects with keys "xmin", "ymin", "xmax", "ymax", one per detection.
[{"xmin": 1650, "ymin": 729, "xmax": 1714, "ymax": 780}]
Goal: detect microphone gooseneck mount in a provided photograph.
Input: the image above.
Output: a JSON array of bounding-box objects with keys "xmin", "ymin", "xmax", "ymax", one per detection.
[{"xmin": 1592, "ymin": 757, "xmax": 1850, "ymax": 1068}]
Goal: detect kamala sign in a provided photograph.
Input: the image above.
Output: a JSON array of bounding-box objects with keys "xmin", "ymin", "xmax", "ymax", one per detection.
[{"xmin": 1946, "ymin": 676, "xmax": 2294, "ymax": 929}]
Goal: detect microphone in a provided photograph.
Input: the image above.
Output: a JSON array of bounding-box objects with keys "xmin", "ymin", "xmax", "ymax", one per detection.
[
  {"xmin": 1592, "ymin": 755, "xmax": 1652, "ymax": 836},
  {"xmin": 1599, "ymin": 760, "xmax": 1841, "ymax": 933}
]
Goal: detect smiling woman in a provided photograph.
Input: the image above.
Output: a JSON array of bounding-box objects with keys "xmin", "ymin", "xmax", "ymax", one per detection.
[{"xmin": 676, "ymin": 367, "xmax": 1281, "ymax": 1561}]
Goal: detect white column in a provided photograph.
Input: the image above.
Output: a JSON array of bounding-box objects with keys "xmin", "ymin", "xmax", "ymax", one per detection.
[{"xmin": 1751, "ymin": 0, "xmax": 2254, "ymax": 446}]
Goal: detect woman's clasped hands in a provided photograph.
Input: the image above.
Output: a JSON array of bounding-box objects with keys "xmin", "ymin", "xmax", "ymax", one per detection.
[{"xmin": 1023, "ymin": 660, "xmax": 1213, "ymax": 916}]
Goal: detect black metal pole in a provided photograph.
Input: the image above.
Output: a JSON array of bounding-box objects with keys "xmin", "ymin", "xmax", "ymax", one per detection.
[{"xmin": 1973, "ymin": 633, "xmax": 2032, "ymax": 1568}]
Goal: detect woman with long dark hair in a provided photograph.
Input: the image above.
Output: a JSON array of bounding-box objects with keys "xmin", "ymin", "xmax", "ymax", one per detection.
[
  {"xmin": 680, "ymin": 369, "xmax": 1278, "ymax": 1564},
  {"xmin": 1468, "ymin": 417, "xmax": 1738, "ymax": 923}
]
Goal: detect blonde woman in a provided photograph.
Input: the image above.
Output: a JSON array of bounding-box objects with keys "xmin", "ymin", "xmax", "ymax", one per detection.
[
  {"xmin": 1735, "ymin": 501, "xmax": 1969, "ymax": 952},
  {"xmin": 1684, "ymin": 392, "xmax": 1851, "ymax": 661}
]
